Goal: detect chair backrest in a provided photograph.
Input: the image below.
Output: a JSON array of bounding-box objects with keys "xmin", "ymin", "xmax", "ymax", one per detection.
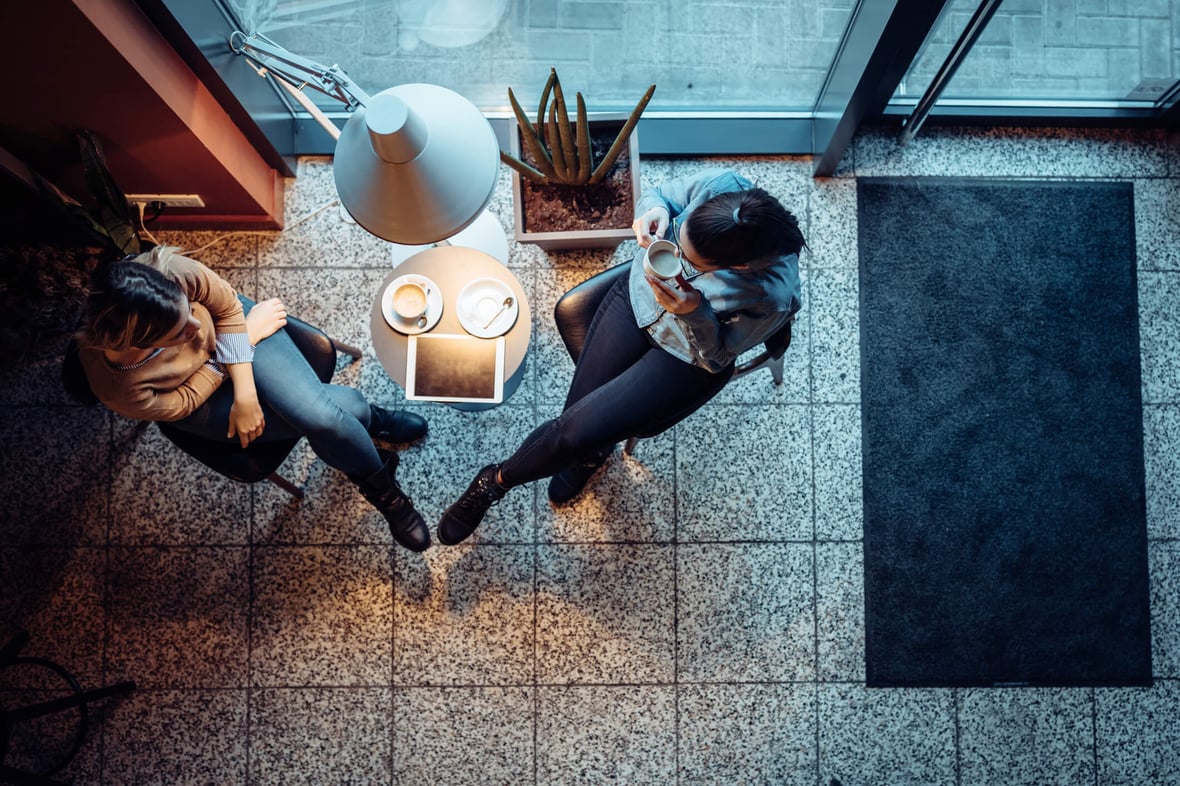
[{"xmin": 553, "ymin": 263, "xmax": 630, "ymax": 363}]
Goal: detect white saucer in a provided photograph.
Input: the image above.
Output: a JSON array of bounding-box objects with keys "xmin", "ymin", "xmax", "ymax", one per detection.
[
  {"xmin": 457, "ymin": 277, "xmax": 518, "ymax": 338},
  {"xmin": 382, "ymin": 274, "xmax": 443, "ymax": 334}
]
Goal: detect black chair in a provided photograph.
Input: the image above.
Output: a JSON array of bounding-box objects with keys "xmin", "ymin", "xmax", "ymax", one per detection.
[
  {"xmin": 553, "ymin": 263, "xmax": 793, "ymax": 454},
  {"xmin": 62, "ymin": 317, "xmax": 362, "ymax": 498},
  {"xmin": 1, "ymin": 630, "xmax": 135, "ymax": 786}
]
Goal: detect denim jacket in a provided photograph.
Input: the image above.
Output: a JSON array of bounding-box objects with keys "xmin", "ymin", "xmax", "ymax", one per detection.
[{"xmin": 629, "ymin": 169, "xmax": 802, "ymax": 372}]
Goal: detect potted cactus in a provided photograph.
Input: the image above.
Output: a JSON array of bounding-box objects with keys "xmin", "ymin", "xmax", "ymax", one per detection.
[{"xmin": 502, "ymin": 68, "xmax": 655, "ymax": 251}]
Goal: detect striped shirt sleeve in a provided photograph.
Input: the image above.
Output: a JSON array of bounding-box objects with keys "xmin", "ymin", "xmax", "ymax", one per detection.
[{"xmin": 215, "ymin": 331, "xmax": 254, "ymax": 365}]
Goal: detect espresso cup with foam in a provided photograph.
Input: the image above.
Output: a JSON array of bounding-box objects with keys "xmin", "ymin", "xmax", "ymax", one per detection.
[
  {"xmin": 392, "ymin": 282, "xmax": 428, "ymax": 322},
  {"xmin": 643, "ymin": 239, "xmax": 682, "ymax": 280}
]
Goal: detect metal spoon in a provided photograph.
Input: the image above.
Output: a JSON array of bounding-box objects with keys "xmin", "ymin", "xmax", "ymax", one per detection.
[
  {"xmin": 416, "ymin": 287, "xmax": 431, "ymax": 328},
  {"xmin": 481, "ymin": 296, "xmax": 514, "ymax": 330}
]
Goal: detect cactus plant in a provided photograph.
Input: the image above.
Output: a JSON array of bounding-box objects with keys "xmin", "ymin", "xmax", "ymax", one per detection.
[{"xmin": 501, "ymin": 68, "xmax": 655, "ymax": 187}]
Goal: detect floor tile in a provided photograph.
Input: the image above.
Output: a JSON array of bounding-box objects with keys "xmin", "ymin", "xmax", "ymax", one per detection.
[
  {"xmin": 250, "ymin": 546, "xmax": 393, "ymax": 687},
  {"xmin": 854, "ymin": 126, "xmax": 1171, "ymax": 179},
  {"xmin": 109, "ymin": 422, "xmax": 251, "ymax": 545},
  {"xmin": 536, "ymin": 685, "xmax": 675, "ymax": 786},
  {"xmin": 678, "ymin": 682, "xmax": 817, "ymax": 786},
  {"xmin": 809, "ymin": 266, "xmax": 860, "ymax": 404},
  {"xmin": 393, "ymin": 544, "xmax": 534, "ymax": 686},
  {"xmin": 1143, "ymin": 404, "xmax": 1180, "ymax": 539},
  {"xmin": 0, "ymin": 686, "xmax": 102, "ymax": 784},
  {"xmin": 1133, "ymin": 178, "xmax": 1180, "ymax": 271},
  {"xmin": 258, "ymin": 266, "xmax": 390, "ymax": 353},
  {"xmin": 0, "ymin": 547, "xmax": 106, "ymax": 687},
  {"xmin": 0, "ymin": 406, "xmax": 109, "ymax": 547},
  {"xmin": 1138, "ymin": 271, "xmax": 1180, "ymax": 403},
  {"xmin": 106, "ymin": 547, "xmax": 249, "ymax": 688},
  {"xmin": 156, "ymin": 231, "xmax": 259, "ymax": 269},
  {"xmin": 536, "ymin": 405, "xmax": 677, "ymax": 544},
  {"xmin": 249, "ymin": 687, "xmax": 392, "ymax": 785},
  {"xmin": 676, "ymin": 405, "xmax": 812, "ymax": 542},
  {"xmin": 399, "ymin": 403, "xmax": 539, "ymax": 543},
  {"xmin": 0, "ymin": 334, "xmax": 74, "ymax": 407},
  {"xmin": 536, "ymin": 543, "xmax": 675, "ymax": 684},
  {"xmin": 958, "ymin": 688, "xmax": 1095, "ymax": 786},
  {"xmin": 101, "ymin": 689, "xmax": 247, "ymax": 786},
  {"xmin": 813, "ymin": 404, "xmax": 863, "ymax": 541},
  {"xmin": 257, "ymin": 203, "xmax": 388, "ymax": 270},
  {"xmin": 816, "ymin": 541, "xmax": 864, "ymax": 682},
  {"xmin": 818, "ymin": 683, "xmax": 956, "ymax": 786},
  {"xmin": 251, "ymin": 441, "xmax": 395, "ymax": 545},
  {"xmin": 1150, "ymin": 541, "xmax": 1180, "ymax": 679},
  {"xmin": 807, "ymin": 175, "xmax": 858, "ymax": 268},
  {"xmin": 393, "ymin": 686, "xmax": 534, "ymax": 785},
  {"xmin": 678, "ymin": 543, "xmax": 815, "ymax": 682},
  {"xmin": 1096, "ymin": 680, "xmax": 1180, "ymax": 786}
]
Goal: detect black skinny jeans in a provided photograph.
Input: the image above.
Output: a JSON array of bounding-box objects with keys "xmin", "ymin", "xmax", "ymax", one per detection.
[{"xmin": 499, "ymin": 277, "xmax": 734, "ymax": 487}]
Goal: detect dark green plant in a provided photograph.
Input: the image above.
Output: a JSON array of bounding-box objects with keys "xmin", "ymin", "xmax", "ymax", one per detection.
[
  {"xmin": 501, "ymin": 68, "xmax": 655, "ymax": 187},
  {"xmin": 0, "ymin": 131, "xmax": 142, "ymax": 363}
]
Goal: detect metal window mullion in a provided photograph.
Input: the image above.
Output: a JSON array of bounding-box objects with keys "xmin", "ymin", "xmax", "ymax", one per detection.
[{"xmin": 898, "ymin": 0, "xmax": 1006, "ymax": 146}]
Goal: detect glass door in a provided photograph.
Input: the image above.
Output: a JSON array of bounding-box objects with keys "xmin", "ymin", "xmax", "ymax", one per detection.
[{"xmin": 891, "ymin": 0, "xmax": 1180, "ymax": 119}]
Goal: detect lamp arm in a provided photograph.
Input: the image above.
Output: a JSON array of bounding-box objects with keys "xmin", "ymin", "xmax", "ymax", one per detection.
[{"xmin": 229, "ymin": 31, "xmax": 371, "ymax": 109}]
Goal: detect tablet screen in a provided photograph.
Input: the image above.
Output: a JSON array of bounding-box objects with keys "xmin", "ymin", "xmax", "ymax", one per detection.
[{"xmin": 405, "ymin": 333, "xmax": 504, "ymax": 404}]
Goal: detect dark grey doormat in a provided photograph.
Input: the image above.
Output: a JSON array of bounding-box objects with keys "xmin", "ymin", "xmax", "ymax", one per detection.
[{"xmin": 858, "ymin": 177, "xmax": 1151, "ymax": 687}]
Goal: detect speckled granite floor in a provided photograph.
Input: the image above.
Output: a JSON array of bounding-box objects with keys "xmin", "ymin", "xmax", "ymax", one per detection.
[{"xmin": 1, "ymin": 125, "xmax": 1179, "ymax": 785}]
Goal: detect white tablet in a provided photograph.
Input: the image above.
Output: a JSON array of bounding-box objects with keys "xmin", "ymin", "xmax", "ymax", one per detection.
[{"xmin": 405, "ymin": 333, "xmax": 505, "ymax": 404}]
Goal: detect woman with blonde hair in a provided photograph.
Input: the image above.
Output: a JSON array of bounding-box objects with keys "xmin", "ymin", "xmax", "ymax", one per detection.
[{"xmin": 77, "ymin": 246, "xmax": 431, "ymax": 551}]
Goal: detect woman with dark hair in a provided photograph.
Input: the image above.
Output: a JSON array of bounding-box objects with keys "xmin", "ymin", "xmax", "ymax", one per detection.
[
  {"xmin": 437, "ymin": 169, "xmax": 803, "ymax": 544},
  {"xmin": 77, "ymin": 246, "xmax": 432, "ymax": 551}
]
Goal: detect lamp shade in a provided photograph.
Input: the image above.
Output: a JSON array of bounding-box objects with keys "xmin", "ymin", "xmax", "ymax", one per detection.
[{"xmin": 333, "ymin": 83, "xmax": 500, "ymax": 244}]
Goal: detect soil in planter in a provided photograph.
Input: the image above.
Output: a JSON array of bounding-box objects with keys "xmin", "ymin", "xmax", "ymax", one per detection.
[{"xmin": 518, "ymin": 122, "xmax": 634, "ymax": 234}]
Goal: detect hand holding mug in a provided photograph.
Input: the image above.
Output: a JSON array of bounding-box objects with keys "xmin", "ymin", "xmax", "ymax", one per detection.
[{"xmin": 647, "ymin": 273, "xmax": 701, "ymax": 315}]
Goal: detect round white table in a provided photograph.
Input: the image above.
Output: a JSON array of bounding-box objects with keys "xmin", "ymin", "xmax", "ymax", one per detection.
[{"xmin": 370, "ymin": 245, "xmax": 531, "ymax": 409}]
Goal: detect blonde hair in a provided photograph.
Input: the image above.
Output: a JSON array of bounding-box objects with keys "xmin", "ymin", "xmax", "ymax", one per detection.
[{"xmin": 79, "ymin": 246, "xmax": 187, "ymax": 351}]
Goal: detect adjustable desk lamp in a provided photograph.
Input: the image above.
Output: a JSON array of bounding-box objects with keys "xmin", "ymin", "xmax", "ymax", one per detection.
[{"xmin": 229, "ymin": 32, "xmax": 504, "ymax": 256}]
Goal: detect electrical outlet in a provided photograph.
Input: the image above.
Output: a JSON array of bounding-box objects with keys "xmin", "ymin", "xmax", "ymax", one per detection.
[{"xmin": 125, "ymin": 194, "xmax": 206, "ymax": 208}]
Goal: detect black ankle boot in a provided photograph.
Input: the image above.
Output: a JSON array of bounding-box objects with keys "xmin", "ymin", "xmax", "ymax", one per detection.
[
  {"xmin": 437, "ymin": 465, "xmax": 508, "ymax": 545},
  {"xmin": 547, "ymin": 450, "xmax": 610, "ymax": 505},
  {"xmin": 351, "ymin": 450, "xmax": 430, "ymax": 552},
  {"xmin": 368, "ymin": 405, "xmax": 428, "ymax": 445}
]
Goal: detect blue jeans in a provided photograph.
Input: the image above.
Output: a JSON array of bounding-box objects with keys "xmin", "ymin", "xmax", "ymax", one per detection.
[
  {"xmin": 169, "ymin": 297, "xmax": 383, "ymax": 477},
  {"xmin": 499, "ymin": 277, "xmax": 733, "ymax": 487}
]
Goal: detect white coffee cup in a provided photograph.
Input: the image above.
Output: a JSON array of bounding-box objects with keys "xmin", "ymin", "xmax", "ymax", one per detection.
[
  {"xmin": 392, "ymin": 282, "xmax": 428, "ymax": 321},
  {"xmin": 643, "ymin": 239, "xmax": 682, "ymax": 280}
]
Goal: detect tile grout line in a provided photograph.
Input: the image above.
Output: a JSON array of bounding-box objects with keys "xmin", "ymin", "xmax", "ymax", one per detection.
[
  {"xmin": 673, "ymin": 420, "xmax": 681, "ymax": 786},
  {"xmin": 1090, "ymin": 687, "xmax": 1100, "ymax": 786}
]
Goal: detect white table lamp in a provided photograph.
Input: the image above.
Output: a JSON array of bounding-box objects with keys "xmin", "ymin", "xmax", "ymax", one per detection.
[{"xmin": 230, "ymin": 32, "xmax": 501, "ymax": 248}]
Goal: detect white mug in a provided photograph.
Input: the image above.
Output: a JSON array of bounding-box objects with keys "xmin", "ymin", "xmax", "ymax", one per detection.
[
  {"xmin": 392, "ymin": 282, "xmax": 428, "ymax": 321},
  {"xmin": 643, "ymin": 239, "xmax": 682, "ymax": 280}
]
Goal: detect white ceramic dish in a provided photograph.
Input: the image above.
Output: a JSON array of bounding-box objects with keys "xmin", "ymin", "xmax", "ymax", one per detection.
[
  {"xmin": 457, "ymin": 277, "xmax": 519, "ymax": 338},
  {"xmin": 382, "ymin": 274, "xmax": 442, "ymax": 334}
]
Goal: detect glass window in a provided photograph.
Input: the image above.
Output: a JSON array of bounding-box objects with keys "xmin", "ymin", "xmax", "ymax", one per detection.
[
  {"xmin": 896, "ymin": 0, "xmax": 1179, "ymax": 105},
  {"xmin": 225, "ymin": 0, "xmax": 854, "ymax": 112}
]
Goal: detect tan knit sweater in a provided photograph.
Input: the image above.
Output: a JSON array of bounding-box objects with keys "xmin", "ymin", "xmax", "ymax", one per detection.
[{"xmin": 80, "ymin": 255, "xmax": 248, "ymax": 422}]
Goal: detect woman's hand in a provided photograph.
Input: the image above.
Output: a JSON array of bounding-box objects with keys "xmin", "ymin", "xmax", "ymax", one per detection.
[
  {"xmin": 246, "ymin": 298, "xmax": 288, "ymax": 346},
  {"xmin": 228, "ymin": 396, "xmax": 265, "ymax": 447},
  {"xmin": 647, "ymin": 274, "xmax": 702, "ymax": 315},
  {"xmin": 632, "ymin": 207, "xmax": 670, "ymax": 248}
]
